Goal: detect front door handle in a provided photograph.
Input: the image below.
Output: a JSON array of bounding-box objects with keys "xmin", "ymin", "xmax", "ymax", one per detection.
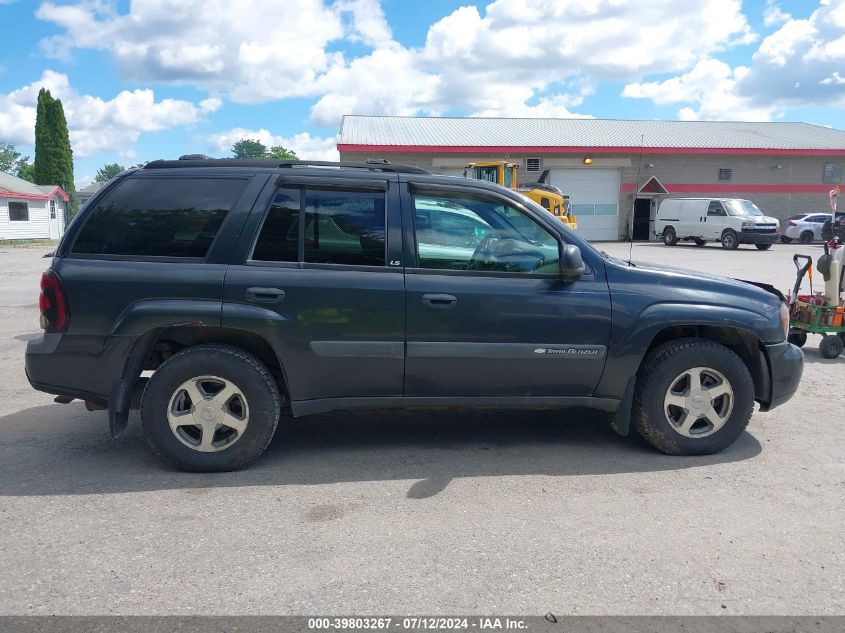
[
  {"xmin": 245, "ymin": 287, "xmax": 285, "ymax": 304},
  {"xmin": 421, "ymin": 293, "xmax": 457, "ymax": 307}
]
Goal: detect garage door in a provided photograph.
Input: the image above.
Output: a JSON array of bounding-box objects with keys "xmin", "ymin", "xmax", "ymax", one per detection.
[{"xmin": 549, "ymin": 168, "xmax": 621, "ymax": 241}]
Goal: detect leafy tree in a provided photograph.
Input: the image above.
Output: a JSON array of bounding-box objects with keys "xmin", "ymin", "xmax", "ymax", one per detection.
[
  {"xmin": 0, "ymin": 142, "xmax": 22, "ymax": 174},
  {"xmin": 0, "ymin": 142, "xmax": 34, "ymax": 178},
  {"xmin": 268, "ymin": 145, "xmax": 299, "ymax": 160},
  {"xmin": 16, "ymin": 159, "xmax": 35, "ymax": 182},
  {"xmin": 95, "ymin": 163, "xmax": 125, "ymax": 182},
  {"xmin": 231, "ymin": 139, "xmax": 267, "ymax": 159},
  {"xmin": 33, "ymin": 88, "xmax": 76, "ymax": 217}
]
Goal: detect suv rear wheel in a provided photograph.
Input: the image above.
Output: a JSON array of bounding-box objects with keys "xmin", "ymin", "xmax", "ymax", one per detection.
[
  {"xmin": 632, "ymin": 339, "xmax": 754, "ymax": 455},
  {"xmin": 141, "ymin": 344, "xmax": 281, "ymax": 472}
]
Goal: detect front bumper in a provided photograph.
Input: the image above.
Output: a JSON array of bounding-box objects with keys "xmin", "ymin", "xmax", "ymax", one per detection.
[
  {"xmin": 760, "ymin": 341, "xmax": 804, "ymax": 411},
  {"xmin": 740, "ymin": 230, "xmax": 778, "ymax": 245}
]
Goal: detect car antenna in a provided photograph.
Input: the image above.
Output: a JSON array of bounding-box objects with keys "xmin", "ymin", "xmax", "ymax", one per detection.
[{"xmin": 628, "ymin": 133, "xmax": 645, "ymax": 265}]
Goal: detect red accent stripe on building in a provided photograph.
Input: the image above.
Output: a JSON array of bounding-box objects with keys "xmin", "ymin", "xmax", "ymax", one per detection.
[
  {"xmin": 621, "ymin": 182, "xmax": 836, "ymax": 194},
  {"xmin": 0, "ymin": 187, "xmax": 70, "ymax": 202},
  {"xmin": 337, "ymin": 143, "xmax": 845, "ymax": 156}
]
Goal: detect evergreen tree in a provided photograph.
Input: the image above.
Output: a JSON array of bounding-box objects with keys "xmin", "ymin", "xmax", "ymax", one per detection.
[
  {"xmin": 33, "ymin": 89, "xmax": 52, "ymax": 184},
  {"xmin": 32, "ymin": 88, "xmax": 76, "ymax": 215}
]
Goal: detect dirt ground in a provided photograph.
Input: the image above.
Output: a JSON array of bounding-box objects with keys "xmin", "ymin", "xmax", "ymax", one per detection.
[{"xmin": 0, "ymin": 241, "xmax": 841, "ymax": 615}]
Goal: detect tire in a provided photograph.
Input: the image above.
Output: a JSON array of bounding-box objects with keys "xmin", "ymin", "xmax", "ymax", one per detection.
[
  {"xmin": 721, "ymin": 229, "xmax": 739, "ymax": 250},
  {"xmin": 141, "ymin": 344, "xmax": 281, "ymax": 472},
  {"xmin": 663, "ymin": 227, "xmax": 678, "ymax": 246},
  {"xmin": 819, "ymin": 334, "xmax": 843, "ymax": 359},
  {"xmin": 694, "ymin": 238, "xmax": 706, "ymax": 247},
  {"xmin": 780, "ymin": 236, "xmax": 793, "ymax": 244},
  {"xmin": 632, "ymin": 339, "xmax": 754, "ymax": 456},
  {"xmin": 755, "ymin": 243, "xmax": 773, "ymax": 251},
  {"xmin": 799, "ymin": 231, "xmax": 814, "ymax": 245},
  {"xmin": 788, "ymin": 329, "xmax": 807, "ymax": 347}
]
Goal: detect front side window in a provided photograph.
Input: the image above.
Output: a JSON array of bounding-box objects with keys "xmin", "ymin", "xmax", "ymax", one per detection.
[
  {"xmin": 72, "ymin": 177, "xmax": 248, "ymax": 257},
  {"xmin": 9, "ymin": 201, "xmax": 29, "ymax": 222},
  {"xmin": 413, "ymin": 192, "xmax": 560, "ymax": 274},
  {"xmin": 252, "ymin": 187, "xmax": 386, "ymax": 267}
]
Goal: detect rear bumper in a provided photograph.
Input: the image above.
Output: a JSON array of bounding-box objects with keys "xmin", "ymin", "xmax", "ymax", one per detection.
[
  {"xmin": 740, "ymin": 231, "xmax": 778, "ymax": 245},
  {"xmin": 760, "ymin": 341, "xmax": 803, "ymax": 411},
  {"xmin": 25, "ymin": 332, "xmax": 135, "ymax": 406}
]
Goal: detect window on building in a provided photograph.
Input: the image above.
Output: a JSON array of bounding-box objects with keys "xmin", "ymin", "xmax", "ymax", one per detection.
[
  {"xmin": 526, "ymin": 158, "xmax": 541, "ymax": 172},
  {"xmin": 413, "ymin": 192, "xmax": 559, "ymax": 274},
  {"xmin": 9, "ymin": 202, "xmax": 29, "ymax": 222},
  {"xmin": 718, "ymin": 168, "xmax": 733, "ymax": 181},
  {"xmin": 49, "ymin": 200, "xmax": 57, "ymax": 219},
  {"xmin": 71, "ymin": 177, "xmax": 248, "ymax": 258},
  {"xmin": 823, "ymin": 164, "xmax": 842, "ymax": 184}
]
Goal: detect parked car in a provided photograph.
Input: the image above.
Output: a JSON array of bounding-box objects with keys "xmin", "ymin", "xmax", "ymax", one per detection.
[
  {"xmin": 781, "ymin": 213, "xmax": 845, "ymax": 244},
  {"xmin": 26, "ymin": 159, "xmax": 803, "ymax": 471},
  {"xmin": 656, "ymin": 197, "xmax": 780, "ymax": 250}
]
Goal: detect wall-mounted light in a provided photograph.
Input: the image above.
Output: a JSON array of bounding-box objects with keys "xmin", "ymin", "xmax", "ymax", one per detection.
[
  {"xmin": 647, "ymin": 163, "xmax": 655, "ymax": 169},
  {"xmin": 776, "ymin": 164, "xmax": 783, "ymax": 169},
  {"xmin": 583, "ymin": 156, "xmax": 593, "ymax": 165}
]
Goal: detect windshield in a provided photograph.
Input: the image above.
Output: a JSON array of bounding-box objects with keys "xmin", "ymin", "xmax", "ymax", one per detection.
[{"xmin": 724, "ymin": 199, "xmax": 764, "ymax": 217}]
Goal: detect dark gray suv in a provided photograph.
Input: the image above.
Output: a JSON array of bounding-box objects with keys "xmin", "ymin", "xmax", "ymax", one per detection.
[{"xmin": 26, "ymin": 159, "xmax": 803, "ymax": 471}]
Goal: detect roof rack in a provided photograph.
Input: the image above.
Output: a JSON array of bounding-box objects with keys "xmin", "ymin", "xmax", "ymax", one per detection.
[{"xmin": 144, "ymin": 158, "xmax": 431, "ymax": 174}]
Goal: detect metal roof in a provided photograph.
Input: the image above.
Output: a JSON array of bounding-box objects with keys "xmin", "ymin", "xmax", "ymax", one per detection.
[
  {"xmin": 0, "ymin": 171, "xmax": 65, "ymax": 198},
  {"xmin": 338, "ymin": 115, "xmax": 845, "ymax": 152}
]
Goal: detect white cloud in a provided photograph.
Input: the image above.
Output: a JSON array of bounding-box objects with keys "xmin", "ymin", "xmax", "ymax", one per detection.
[
  {"xmin": 623, "ymin": 0, "xmax": 845, "ymax": 119},
  {"xmin": 207, "ymin": 128, "xmax": 339, "ymax": 161},
  {"xmin": 36, "ymin": 0, "xmax": 758, "ymax": 128},
  {"xmin": 623, "ymin": 59, "xmax": 774, "ymax": 121},
  {"xmin": 763, "ymin": 1, "xmax": 792, "ymax": 27},
  {"xmin": 0, "ymin": 70, "xmax": 210, "ymax": 156}
]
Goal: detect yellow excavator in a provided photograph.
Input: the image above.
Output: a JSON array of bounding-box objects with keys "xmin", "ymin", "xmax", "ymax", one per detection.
[{"xmin": 464, "ymin": 161, "xmax": 577, "ymax": 230}]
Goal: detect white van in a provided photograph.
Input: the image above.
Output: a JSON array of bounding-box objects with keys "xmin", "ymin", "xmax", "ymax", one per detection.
[{"xmin": 655, "ymin": 198, "xmax": 780, "ymax": 250}]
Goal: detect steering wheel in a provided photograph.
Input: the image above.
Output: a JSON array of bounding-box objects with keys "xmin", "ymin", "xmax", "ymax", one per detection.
[{"xmin": 467, "ymin": 235, "xmax": 496, "ymax": 270}]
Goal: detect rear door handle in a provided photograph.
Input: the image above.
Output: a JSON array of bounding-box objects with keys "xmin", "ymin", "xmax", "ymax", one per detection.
[
  {"xmin": 245, "ymin": 287, "xmax": 285, "ymax": 304},
  {"xmin": 421, "ymin": 293, "xmax": 457, "ymax": 307}
]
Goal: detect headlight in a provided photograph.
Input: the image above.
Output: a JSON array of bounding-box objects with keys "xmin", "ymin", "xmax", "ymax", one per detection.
[
  {"xmin": 780, "ymin": 302, "xmax": 790, "ymax": 338},
  {"xmin": 742, "ymin": 221, "xmax": 755, "ymax": 228}
]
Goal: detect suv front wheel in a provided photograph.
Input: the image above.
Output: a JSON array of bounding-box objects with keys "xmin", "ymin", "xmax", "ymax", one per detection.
[
  {"xmin": 632, "ymin": 339, "xmax": 754, "ymax": 455},
  {"xmin": 141, "ymin": 344, "xmax": 281, "ymax": 472}
]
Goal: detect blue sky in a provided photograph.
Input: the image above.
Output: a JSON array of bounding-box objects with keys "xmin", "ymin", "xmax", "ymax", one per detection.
[{"xmin": 0, "ymin": 0, "xmax": 843, "ymax": 188}]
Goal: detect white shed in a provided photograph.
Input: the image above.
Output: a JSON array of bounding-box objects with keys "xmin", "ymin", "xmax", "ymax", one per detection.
[{"xmin": 0, "ymin": 172, "xmax": 68, "ymax": 240}]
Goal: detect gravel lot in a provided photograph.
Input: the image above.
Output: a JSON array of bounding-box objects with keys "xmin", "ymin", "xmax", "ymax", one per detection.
[{"xmin": 0, "ymin": 241, "xmax": 842, "ymax": 615}]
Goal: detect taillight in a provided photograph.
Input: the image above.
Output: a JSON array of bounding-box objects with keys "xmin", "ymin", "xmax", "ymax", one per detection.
[
  {"xmin": 39, "ymin": 269, "xmax": 69, "ymax": 332},
  {"xmin": 788, "ymin": 221, "xmax": 797, "ymax": 227}
]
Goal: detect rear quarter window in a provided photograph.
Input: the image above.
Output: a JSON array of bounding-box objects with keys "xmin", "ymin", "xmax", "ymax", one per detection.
[{"xmin": 71, "ymin": 177, "xmax": 248, "ymax": 258}]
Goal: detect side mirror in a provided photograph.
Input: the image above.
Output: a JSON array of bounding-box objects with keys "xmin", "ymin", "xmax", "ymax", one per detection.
[{"xmin": 560, "ymin": 244, "xmax": 586, "ymax": 279}]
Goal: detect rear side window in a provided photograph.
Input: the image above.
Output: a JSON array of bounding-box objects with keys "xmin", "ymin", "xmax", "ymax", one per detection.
[
  {"xmin": 71, "ymin": 177, "xmax": 248, "ymax": 258},
  {"xmin": 252, "ymin": 187, "xmax": 386, "ymax": 267}
]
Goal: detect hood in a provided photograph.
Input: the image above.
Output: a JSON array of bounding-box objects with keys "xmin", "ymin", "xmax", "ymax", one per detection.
[{"xmin": 612, "ymin": 256, "xmax": 784, "ymax": 306}]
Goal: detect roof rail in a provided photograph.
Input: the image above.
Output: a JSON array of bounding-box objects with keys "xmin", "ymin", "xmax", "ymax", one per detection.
[{"xmin": 143, "ymin": 158, "xmax": 431, "ymax": 174}]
